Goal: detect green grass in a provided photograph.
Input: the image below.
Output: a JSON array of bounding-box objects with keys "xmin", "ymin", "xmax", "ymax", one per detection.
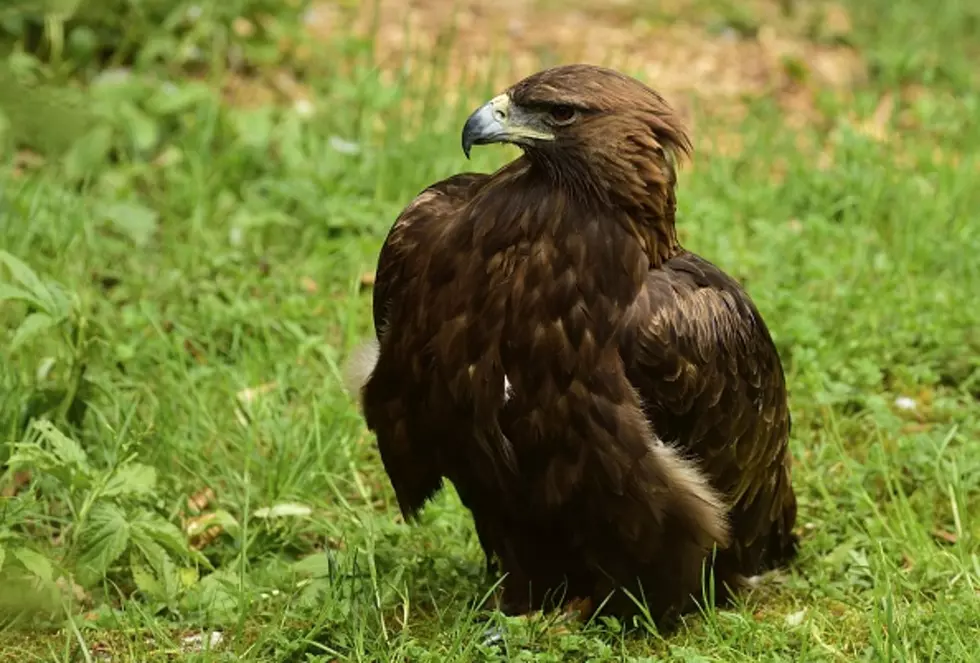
[{"xmin": 1, "ymin": 0, "xmax": 979, "ymax": 660}]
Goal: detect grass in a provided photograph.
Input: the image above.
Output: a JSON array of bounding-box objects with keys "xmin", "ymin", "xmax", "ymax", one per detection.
[{"xmin": 1, "ymin": 0, "xmax": 979, "ymax": 660}]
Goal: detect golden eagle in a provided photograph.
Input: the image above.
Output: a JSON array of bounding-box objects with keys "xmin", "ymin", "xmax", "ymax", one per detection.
[{"xmin": 346, "ymin": 64, "xmax": 798, "ymax": 624}]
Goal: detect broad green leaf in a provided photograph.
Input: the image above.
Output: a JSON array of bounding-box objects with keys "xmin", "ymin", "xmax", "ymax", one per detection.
[
  {"xmin": 40, "ymin": 281, "xmax": 74, "ymax": 319},
  {"xmin": 130, "ymin": 553, "xmax": 163, "ymax": 601},
  {"xmin": 145, "ymin": 81, "xmax": 214, "ymax": 116},
  {"xmin": 116, "ymin": 103, "xmax": 159, "ymax": 152},
  {"xmin": 76, "ymin": 503, "xmax": 130, "ymax": 586},
  {"xmin": 132, "ymin": 513, "xmax": 188, "ymax": 555},
  {"xmin": 231, "ymin": 107, "xmax": 275, "ymax": 150},
  {"xmin": 9, "ymin": 312, "xmax": 58, "ymax": 351},
  {"xmin": 130, "ymin": 545, "xmax": 180, "ymax": 603},
  {"xmin": 179, "ymin": 566, "xmax": 199, "ymax": 589},
  {"xmin": 62, "ymin": 124, "xmax": 114, "ymax": 182},
  {"xmin": 0, "ymin": 64, "xmax": 94, "ymax": 155},
  {"xmin": 5, "ymin": 446, "xmax": 48, "ymax": 472},
  {"xmin": 291, "ymin": 551, "xmax": 332, "ymax": 577},
  {"xmin": 182, "ymin": 569, "xmax": 238, "ymax": 621},
  {"xmin": 32, "ymin": 419, "xmax": 88, "ymax": 469},
  {"xmin": 104, "ymin": 463, "xmax": 157, "ymax": 497},
  {"xmin": 131, "ymin": 534, "xmax": 167, "ymax": 572},
  {"xmin": 13, "ymin": 547, "xmax": 53, "ymax": 582},
  {"xmin": 0, "ymin": 283, "xmax": 42, "ymax": 308},
  {"xmin": 0, "ymin": 251, "xmax": 53, "ymax": 312},
  {"xmin": 132, "ymin": 512, "xmax": 210, "ymax": 570},
  {"xmin": 98, "ymin": 201, "xmax": 159, "ymax": 247}
]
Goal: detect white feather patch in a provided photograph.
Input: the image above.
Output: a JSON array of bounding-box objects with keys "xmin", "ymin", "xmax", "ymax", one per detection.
[
  {"xmin": 341, "ymin": 338, "xmax": 379, "ymax": 407},
  {"xmin": 648, "ymin": 438, "xmax": 731, "ymax": 547},
  {"xmin": 503, "ymin": 373, "xmax": 513, "ymax": 402}
]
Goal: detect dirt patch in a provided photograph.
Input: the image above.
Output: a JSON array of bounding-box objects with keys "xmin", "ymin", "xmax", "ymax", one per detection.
[{"xmin": 305, "ymin": 0, "xmax": 866, "ymax": 133}]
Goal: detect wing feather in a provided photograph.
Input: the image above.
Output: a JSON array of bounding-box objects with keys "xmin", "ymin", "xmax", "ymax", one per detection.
[
  {"xmin": 625, "ymin": 251, "xmax": 797, "ymax": 574},
  {"xmin": 358, "ymin": 173, "xmax": 489, "ymax": 519}
]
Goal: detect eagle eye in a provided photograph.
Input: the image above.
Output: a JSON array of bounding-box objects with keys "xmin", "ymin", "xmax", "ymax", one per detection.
[{"xmin": 547, "ymin": 105, "xmax": 578, "ymax": 125}]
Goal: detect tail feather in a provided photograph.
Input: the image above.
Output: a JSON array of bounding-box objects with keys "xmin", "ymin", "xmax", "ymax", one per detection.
[{"xmin": 649, "ymin": 439, "xmax": 731, "ymax": 550}]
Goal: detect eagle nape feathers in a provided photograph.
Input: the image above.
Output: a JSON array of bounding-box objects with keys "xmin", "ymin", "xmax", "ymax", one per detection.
[{"xmin": 345, "ymin": 64, "xmax": 798, "ymax": 627}]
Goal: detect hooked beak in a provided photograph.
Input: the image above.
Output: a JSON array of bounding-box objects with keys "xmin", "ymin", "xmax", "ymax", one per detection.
[{"xmin": 461, "ymin": 93, "xmax": 553, "ymax": 159}]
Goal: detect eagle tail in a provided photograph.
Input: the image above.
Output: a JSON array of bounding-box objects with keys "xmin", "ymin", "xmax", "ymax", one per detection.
[{"xmin": 649, "ymin": 439, "xmax": 731, "ymax": 549}]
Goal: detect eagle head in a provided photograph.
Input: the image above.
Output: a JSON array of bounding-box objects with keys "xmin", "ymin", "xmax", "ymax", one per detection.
[
  {"xmin": 462, "ymin": 64, "xmax": 691, "ymax": 171},
  {"xmin": 461, "ymin": 64, "xmax": 691, "ymax": 255}
]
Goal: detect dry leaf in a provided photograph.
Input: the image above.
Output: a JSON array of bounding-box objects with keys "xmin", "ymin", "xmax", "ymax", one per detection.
[
  {"xmin": 187, "ymin": 487, "xmax": 215, "ymax": 513},
  {"xmin": 360, "ymin": 271, "xmax": 376, "ymax": 288},
  {"xmin": 12, "ymin": 150, "xmax": 45, "ymax": 177},
  {"xmin": 89, "ymin": 641, "xmax": 112, "ymax": 657},
  {"xmin": 56, "ymin": 576, "xmax": 90, "ymax": 604},
  {"xmin": 234, "ymin": 407, "xmax": 251, "ymax": 428},
  {"xmin": 221, "ymin": 73, "xmax": 278, "ymax": 108},
  {"xmin": 822, "ymin": 4, "xmax": 853, "ymax": 39},
  {"xmin": 1, "ymin": 470, "xmax": 31, "ymax": 497},
  {"xmin": 232, "ymin": 17, "xmax": 255, "ymax": 37},
  {"xmin": 185, "ymin": 513, "xmax": 224, "ymax": 550},
  {"xmin": 236, "ymin": 382, "xmax": 277, "ymax": 405},
  {"xmin": 785, "ymin": 609, "xmax": 806, "ymax": 626},
  {"xmin": 271, "ymin": 70, "xmax": 312, "ymax": 103},
  {"xmin": 932, "ymin": 529, "xmax": 958, "ymax": 545},
  {"xmin": 856, "ymin": 93, "xmax": 894, "ymax": 142},
  {"xmin": 294, "ymin": 99, "xmax": 315, "ymax": 117},
  {"xmin": 183, "ymin": 339, "xmax": 205, "ymax": 363},
  {"xmin": 182, "ymin": 632, "xmax": 224, "ymax": 652},
  {"xmin": 300, "ymin": 276, "xmax": 318, "ymax": 293}
]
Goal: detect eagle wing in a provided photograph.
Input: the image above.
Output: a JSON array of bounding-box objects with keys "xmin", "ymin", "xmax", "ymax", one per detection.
[
  {"xmin": 372, "ymin": 173, "xmax": 489, "ymax": 341},
  {"xmin": 624, "ymin": 251, "xmax": 797, "ymax": 575},
  {"xmin": 356, "ymin": 173, "xmax": 490, "ymax": 519}
]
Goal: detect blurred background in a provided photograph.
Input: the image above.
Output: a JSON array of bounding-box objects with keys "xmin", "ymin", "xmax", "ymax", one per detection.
[
  {"xmin": 0, "ymin": 0, "xmax": 966, "ymax": 163},
  {"xmin": 1, "ymin": 1, "xmax": 978, "ymax": 660}
]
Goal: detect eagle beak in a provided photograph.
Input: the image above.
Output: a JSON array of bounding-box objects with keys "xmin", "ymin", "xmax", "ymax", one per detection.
[
  {"xmin": 461, "ymin": 93, "xmax": 553, "ymax": 159},
  {"xmin": 462, "ymin": 94, "xmax": 510, "ymax": 159}
]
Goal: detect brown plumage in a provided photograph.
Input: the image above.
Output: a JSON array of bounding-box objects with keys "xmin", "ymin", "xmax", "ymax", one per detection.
[{"xmin": 346, "ymin": 64, "xmax": 798, "ymax": 625}]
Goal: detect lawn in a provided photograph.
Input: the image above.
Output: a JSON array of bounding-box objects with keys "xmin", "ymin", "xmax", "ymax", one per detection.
[{"xmin": 1, "ymin": 0, "xmax": 978, "ymax": 660}]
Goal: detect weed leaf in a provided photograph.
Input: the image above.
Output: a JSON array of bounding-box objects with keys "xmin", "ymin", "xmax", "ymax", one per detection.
[
  {"xmin": 76, "ymin": 503, "xmax": 130, "ymax": 585},
  {"xmin": 104, "ymin": 463, "xmax": 158, "ymax": 498},
  {"xmin": 13, "ymin": 547, "xmax": 54, "ymax": 582},
  {"xmin": 33, "ymin": 419, "xmax": 88, "ymax": 469},
  {"xmin": 0, "ymin": 283, "xmax": 42, "ymax": 308},
  {"xmin": 0, "ymin": 251, "xmax": 54, "ymax": 312},
  {"xmin": 9, "ymin": 312, "xmax": 58, "ymax": 351}
]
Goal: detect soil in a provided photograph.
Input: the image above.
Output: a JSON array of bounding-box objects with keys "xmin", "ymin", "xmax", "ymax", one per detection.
[{"xmin": 303, "ymin": 0, "xmax": 866, "ymax": 131}]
